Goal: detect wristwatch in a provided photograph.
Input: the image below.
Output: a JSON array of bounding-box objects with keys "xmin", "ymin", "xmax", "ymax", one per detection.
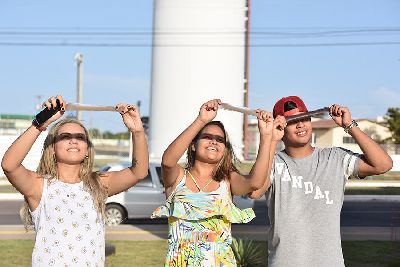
[
  {"xmin": 343, "ymin": 120, "xmax": 358, "ymax": 133},
  {"xmin": 32, "ymin": 119, "xmax": 47, "ymax": 132}
]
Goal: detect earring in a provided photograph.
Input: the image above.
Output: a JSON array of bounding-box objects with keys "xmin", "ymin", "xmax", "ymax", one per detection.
[{"xmin": 53, "ymin": 154, "xmax": 57, "ymax": 163}]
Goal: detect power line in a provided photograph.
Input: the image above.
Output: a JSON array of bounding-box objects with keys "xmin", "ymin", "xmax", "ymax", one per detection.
[
  {"xmin": 1, "ymin": 26, "xmax": 399, "ymax": 47},
  {"xmin": 0, "ymin": 41, "xmax": 399, "ymax": 47},
  {"xmin": 0, "ymin": 26, "xmax": 399, "ymax": 34},
  {"xmin": 0, "ymin": 28, "xmax": 400, "ymax": 35}
]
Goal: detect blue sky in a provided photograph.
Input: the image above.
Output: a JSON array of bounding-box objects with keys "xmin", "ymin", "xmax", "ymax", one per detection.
[{"xmin": 0, "ymin": 0, "xmax": 399, "ymax": 132}]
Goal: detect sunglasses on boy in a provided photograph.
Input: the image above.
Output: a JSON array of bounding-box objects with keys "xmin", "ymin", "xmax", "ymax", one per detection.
[
  {"xmin": 198, "ymin": 133, "xmax": 226, "ymax": 144},
  {"xmin": 54, "ymin": 133, "xmax": 88, "ymax": 143},
  {"xmin": 286, "ymin": 117, "xmax": 311, "ymax": 125}
]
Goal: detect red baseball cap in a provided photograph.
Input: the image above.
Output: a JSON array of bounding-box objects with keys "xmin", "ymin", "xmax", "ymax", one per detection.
[{"xmin": 273, "ymin": 96, "xmax": 308, "ymax": 118}]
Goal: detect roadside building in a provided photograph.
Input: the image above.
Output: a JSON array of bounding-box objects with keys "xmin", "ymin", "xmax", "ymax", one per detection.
[
  {"xmin": 0, "ymin": 114, "xmax": 34, "ymax": 135},
  {"xmin": 312, "ymin": 119, "xmax": 391, "ymax": 153},
  {"xmin": 246, "ymin": 118, "xmax": 392, "ymax": 160},
  {"xmin": 0, "ymin": 114, "xmax": 47, "ymax": 177}
]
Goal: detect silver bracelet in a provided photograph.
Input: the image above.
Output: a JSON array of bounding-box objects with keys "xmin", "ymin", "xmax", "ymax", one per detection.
[{"xmin": 343, "ymin": 120, "xmax": 358, "ymax": 133}]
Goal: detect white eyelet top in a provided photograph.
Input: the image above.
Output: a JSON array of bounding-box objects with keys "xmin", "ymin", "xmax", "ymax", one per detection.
[{"xmin": 30, "ymin": 178, "xmax": 105, "ymax": 267}]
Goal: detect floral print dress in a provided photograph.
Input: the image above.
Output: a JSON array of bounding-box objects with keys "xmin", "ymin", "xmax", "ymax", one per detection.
[{"xmin": 151, "ymin": 171, "xmax": 255, "ymax": 267}]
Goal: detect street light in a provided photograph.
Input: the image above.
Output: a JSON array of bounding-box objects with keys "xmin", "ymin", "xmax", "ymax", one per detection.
[{"xmin": 74, "ymin": 53, "xmax": 84, "ymax": 121}]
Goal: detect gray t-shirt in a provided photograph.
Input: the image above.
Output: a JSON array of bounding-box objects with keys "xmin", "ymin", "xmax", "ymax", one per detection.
[{"xmin": 266, "ymin": 147, "xmax": 360, "ymax": 267}]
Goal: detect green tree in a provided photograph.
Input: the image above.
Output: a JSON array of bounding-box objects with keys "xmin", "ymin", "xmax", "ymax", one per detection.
[
  {"xmin": 88, "ymin": 128, "xmax": 101, "ymax": 138},
  {"xmin": 102, "ymin": 131, "xmax": 114, "ymax": 139},
  {"xmin": 100, "ymin": 130, "xmax": 130, "ymax": 139},
  {"xmin": 384, "ymin": 107, "xmax": 400, "ymax": 144}
]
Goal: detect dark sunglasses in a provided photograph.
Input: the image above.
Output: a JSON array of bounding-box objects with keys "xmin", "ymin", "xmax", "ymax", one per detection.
[
  {"xmin": 198, "ymin": 133, "xmax": 226, "ymax": 144},
  {"xmin": 287, "ymin": 117, "xmax": 311, "ymax": 126},
  {"xmin": 54, "ymin": 133, "xmax": 88, "ymax": 143}
]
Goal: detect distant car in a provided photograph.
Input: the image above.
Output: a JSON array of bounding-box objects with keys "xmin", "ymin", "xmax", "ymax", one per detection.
[{"xmin": 102, "ymin": 161, "xmax": 255, "ymax": 226}]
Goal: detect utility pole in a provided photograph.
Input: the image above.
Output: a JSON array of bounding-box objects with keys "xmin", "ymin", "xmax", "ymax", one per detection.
[
  {"xmin": 34, "ymin": 95, "xmax": 43, "ymax": 110},
  {"xmin": 74, "ymin": 53, "xmax": 84, "ymax": 121}
]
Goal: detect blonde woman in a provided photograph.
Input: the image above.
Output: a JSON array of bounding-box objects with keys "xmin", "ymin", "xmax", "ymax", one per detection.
[
  {"xmin": 1, "ymin": 95, "xmax": 148, "ymax": 266},
  {"xmin": 152, "ymin": 99, "xmax": 284, "ymax": 266}
]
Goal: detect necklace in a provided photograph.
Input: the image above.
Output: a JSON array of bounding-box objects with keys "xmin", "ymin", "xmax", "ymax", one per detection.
[{"xmin": 187, "ymin": 170, "xmax": 214, "ymax": 192}]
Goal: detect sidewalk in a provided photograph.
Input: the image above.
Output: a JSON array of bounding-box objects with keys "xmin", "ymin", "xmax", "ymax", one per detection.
[{"xmin": 346, "ymin": 180, "xmax": 400, "ymax": 188}]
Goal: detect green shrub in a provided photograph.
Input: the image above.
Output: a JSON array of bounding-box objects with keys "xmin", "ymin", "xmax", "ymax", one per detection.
[{"xmin": 231, "ymin": 238, "xmax": 266, "ymax": 267}]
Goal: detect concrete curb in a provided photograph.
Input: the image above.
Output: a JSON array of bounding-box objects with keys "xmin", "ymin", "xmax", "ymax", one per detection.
[
  {"xmin": 0, "ymin": 180, "xmax": 11, "ymax": 186},
  {"xmin": 0, "ymin": 193, "xmax": 23, "ymax": 200},
  {"xmin": 346, "ymin": 180, "xmax": 400, "ymax": 188}
]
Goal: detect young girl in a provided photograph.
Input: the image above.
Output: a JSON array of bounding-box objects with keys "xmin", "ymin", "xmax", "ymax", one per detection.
[
  {"xmin": 152, "ymin": 99, "xmax": 283, "ymax": 266},
  {"xmin": 1, "ymin": 95, "xmax": 149, "ymax": 266}
]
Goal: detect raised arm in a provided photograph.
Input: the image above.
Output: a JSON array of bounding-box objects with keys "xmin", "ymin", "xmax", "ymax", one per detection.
[
  {"xmin": 100, "ymin": 104, "xmax": 149, "ymax": 196},
  {"xmin": 249, "ymin": 115, "xmax": 286, "ymax": 199},
  {"xmin": 330, "ymin": 104, "xmax": 393, "ymax": 177},
  {"xmin": 229, "ymin": 110, "xmax": 273, "ymax": 196},
  {"xmin": 162, "ymin": 99, "xmax": 220, "ymax": 196},
  {"xmin": 1, "ymin": 96, "xmax": 65, "ymax": 207}
]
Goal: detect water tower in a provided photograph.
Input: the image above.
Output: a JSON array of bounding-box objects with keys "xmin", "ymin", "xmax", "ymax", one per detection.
[{"xmin": 149, "ymin": 0, "xmax": 250, "ymax": 160}]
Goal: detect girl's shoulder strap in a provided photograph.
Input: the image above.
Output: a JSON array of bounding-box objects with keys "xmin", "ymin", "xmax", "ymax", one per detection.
[
  {"xmin": 219, "ymin": 178, "xmax": 233, "ymax": 198},
  {"xmin": 176, "ymin": 169, "xmax": 187, "ymax": 187},
  {"xmin": 165, "ymin": 169, "xmax": 187, "ymax": 200}
]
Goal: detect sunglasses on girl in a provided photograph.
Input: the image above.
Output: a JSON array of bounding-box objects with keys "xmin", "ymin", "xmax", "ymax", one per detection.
[
  {"xmin": 54, "ymin": 133, "xmax": 88, "ymax": 143},
  {"xmin": 198, "ymin": 133, "xmax": 226, "ymax": 144}
]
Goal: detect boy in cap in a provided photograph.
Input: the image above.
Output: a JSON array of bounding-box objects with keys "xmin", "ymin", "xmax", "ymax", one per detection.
[{"xmin": 250, "ymin": 96, "xmax": 393, "ymax": 267}]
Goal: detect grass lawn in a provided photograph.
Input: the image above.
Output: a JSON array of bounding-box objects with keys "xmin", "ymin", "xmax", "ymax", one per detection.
[
  {"xmin": 368, "ymin": 175, "xmax": 400, "ymax": 181},
  {"xmin": 367, "ymin": 171, "xmax": 400, "ymax": 181},
  {"xmin": 0, "ymin": 184, "xmax": 18, "ymax": 193},
  {"xmin": 0, "ymin": 240, "xmax": 399, "ymax": 267},
  {"xmin": 105, "ymin": 240, "xmax": 169, "ymax": 266},
  {"xmin": 343, "ymin": 241, "xmax": 400, "ymax": 267}
]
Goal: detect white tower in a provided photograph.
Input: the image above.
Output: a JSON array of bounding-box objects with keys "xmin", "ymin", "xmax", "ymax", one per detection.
[{"xmin": 149, "ymin": 0, "xmax": 249, "ymax": 161}]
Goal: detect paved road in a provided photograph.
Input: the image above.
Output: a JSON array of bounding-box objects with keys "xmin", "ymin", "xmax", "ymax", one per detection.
[
  {"xmin": 1, "ymin": 199, "xmax": 399, "ymax": 241},
  {"xmin": 0, "ymin": 224, "xmax": 398, "ymax": 241},
  {"xmin": 248, "ymin": 200, "xmax": 400, "ymax": 227},
  {"xmin": 1, "ymin": 200, "xmax": 400, "ymax": 227},
  {"xmin": 0, "ymin": 200, "xmax": 21, "ymax": 225}
]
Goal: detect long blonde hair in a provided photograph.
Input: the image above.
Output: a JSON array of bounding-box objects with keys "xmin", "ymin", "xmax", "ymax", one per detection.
[{"xmin": 21, "ymin": 118, "xmax": 108, "ymax": 229}]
